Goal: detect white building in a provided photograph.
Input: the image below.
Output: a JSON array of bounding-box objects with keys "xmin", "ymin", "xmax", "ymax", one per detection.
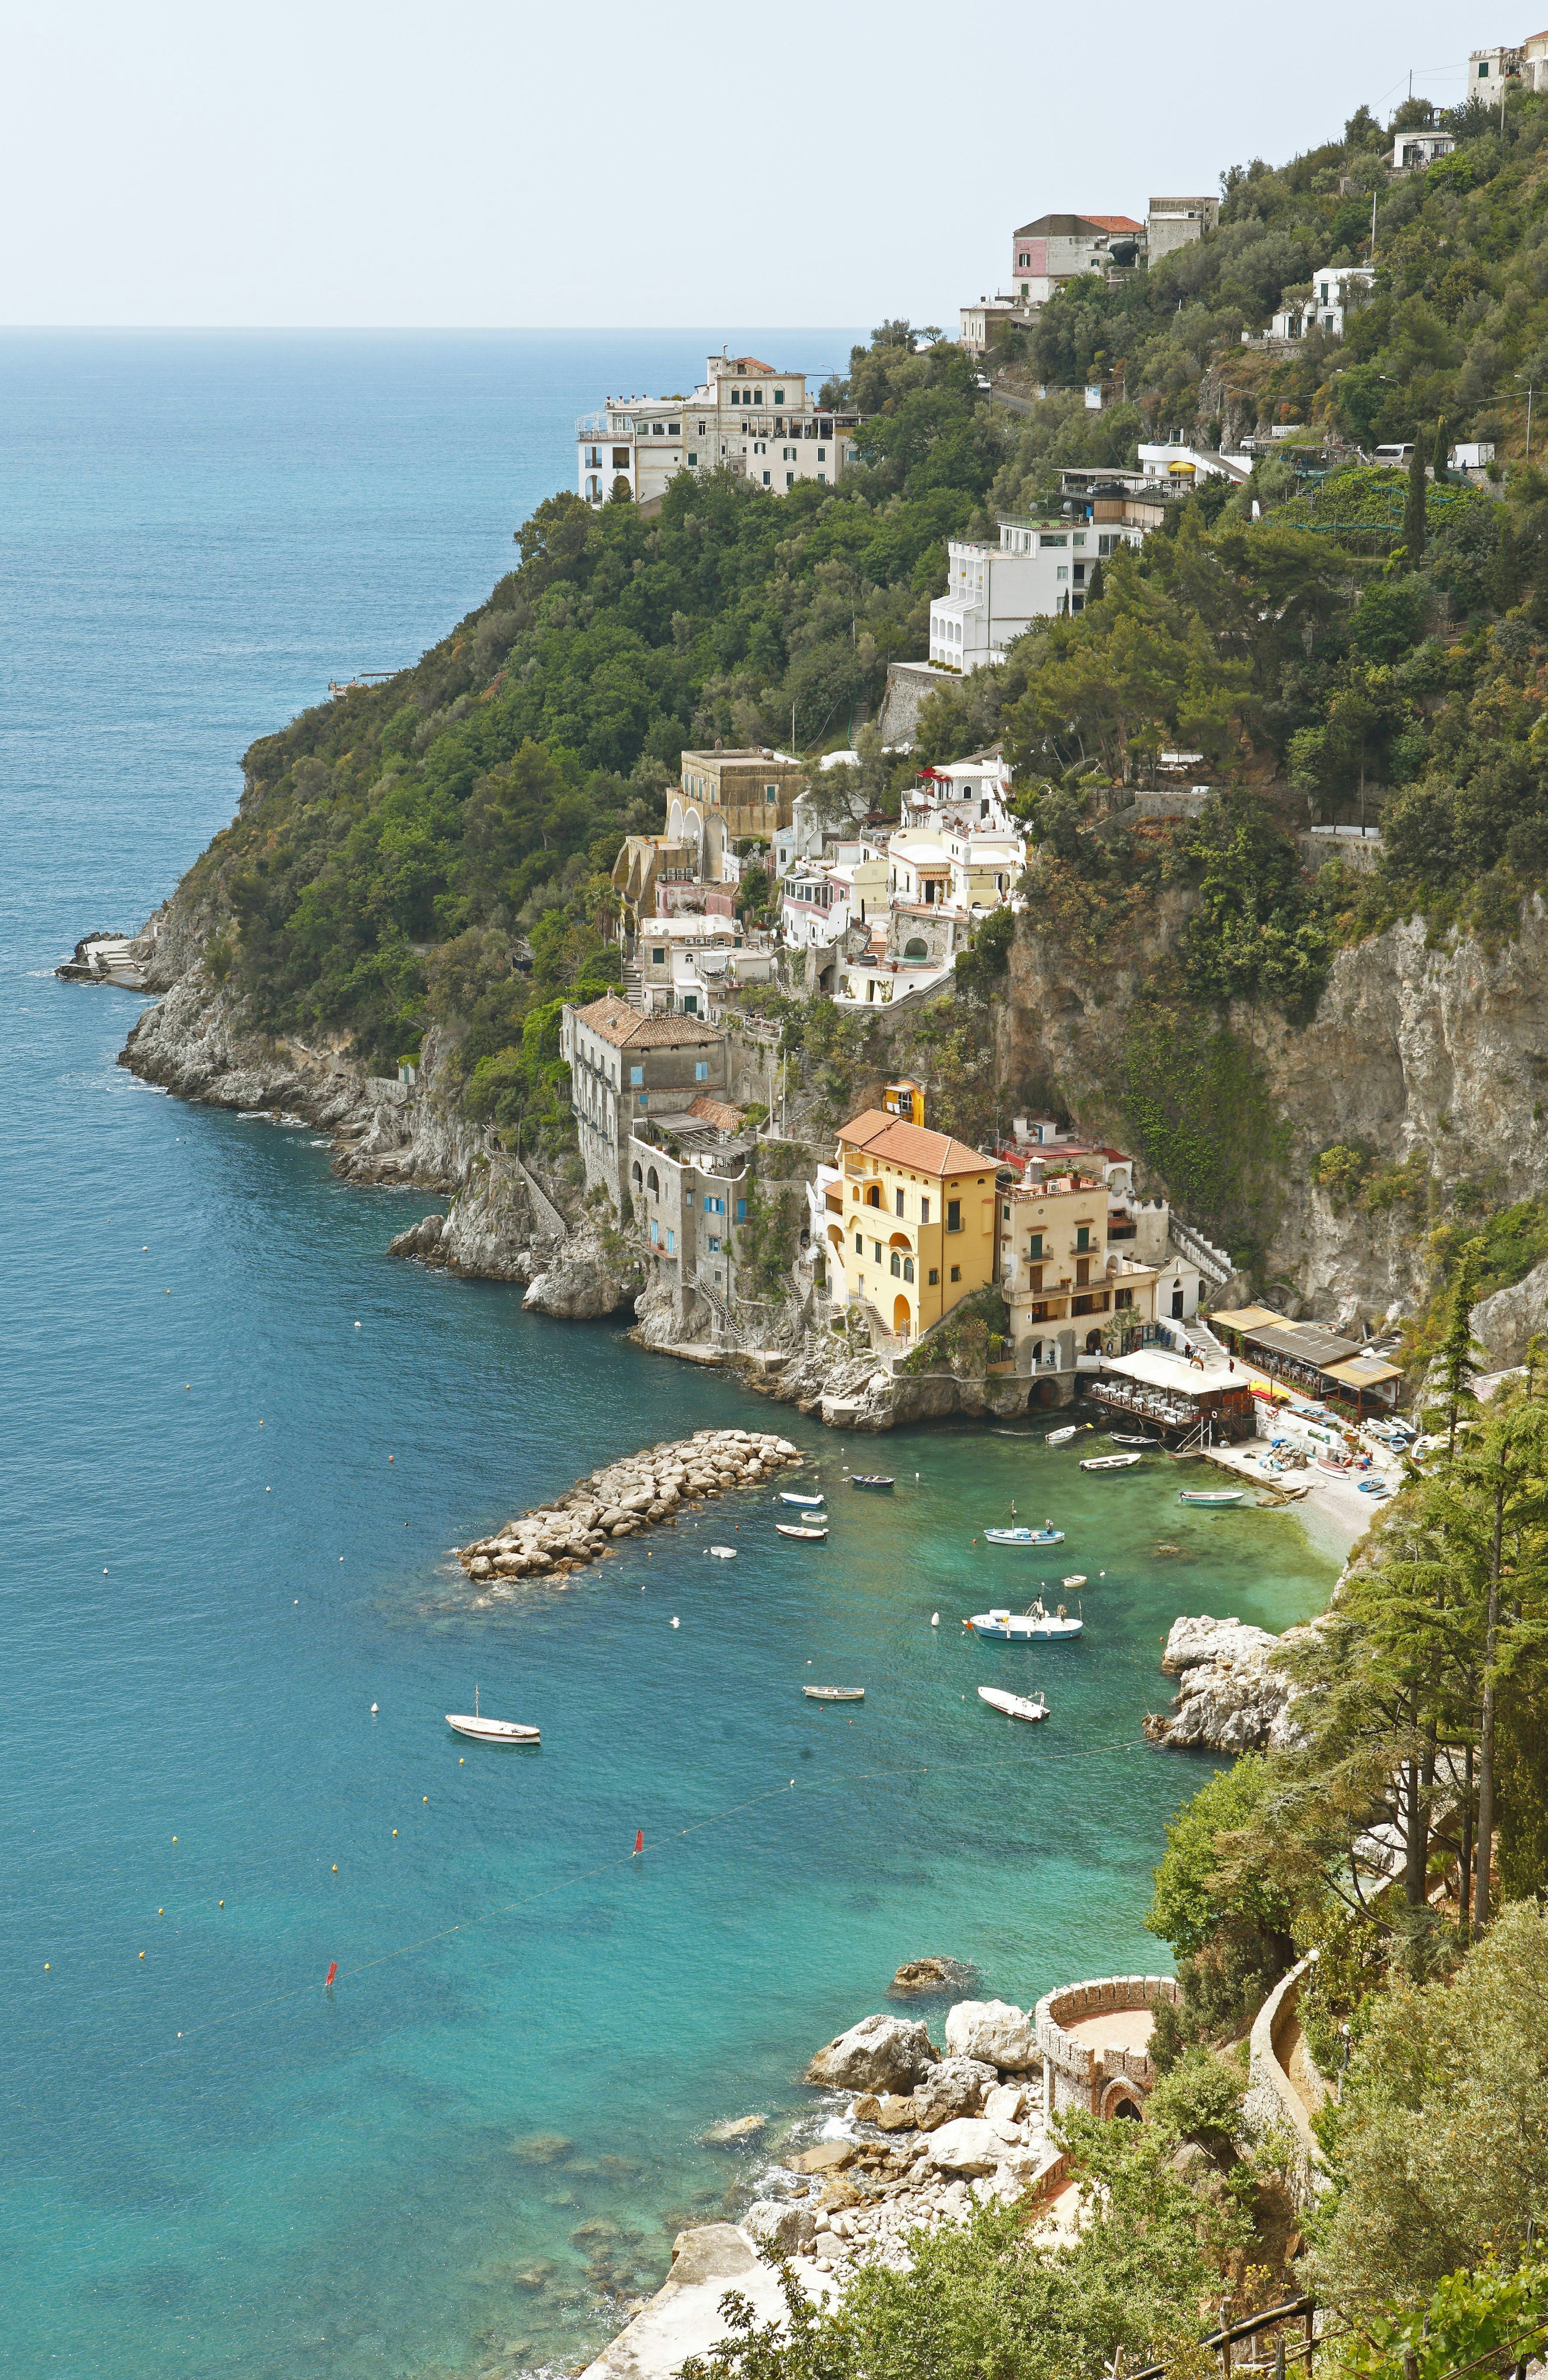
[
  {"xmin": 1138, "ymin": 444, "xmax": 1253, "ymax": 487},
  {"xmin": 928, "ymin": 512, "xmax": 1147, "ymax": 669},
  {"xmin": 1391, "ymin": 130, "xmax": 1456, "ymax": 170},
  {"xmin": 578, "ymin": 352, "xmax": 857, "ymax": 508},
  {"xmin": 907, "ymin": 752, "xmax": 1014, "ymax": 831},
  {"xmin": 1307, "ymin": 265, "xmax": 1374, "ymax": 338},
  {"xmin": 1010, "ymin": 213, "xmax": 1145, "ymax": 305},
  {"xmin": 1470, "ymin": 36, "xmax": 1548, "ymax": 96},
  {"xmin": 1146, "ymin": 196, "xmax": 1220, "ymax": 261},
  {"xmin": 887, "ymin": 821, "xmax": 1024, "ymax": 912}
]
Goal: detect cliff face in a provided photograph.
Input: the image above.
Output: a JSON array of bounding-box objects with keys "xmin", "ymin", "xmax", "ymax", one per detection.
[{"xmin": 997, "ymin": 895, "xmax": 1548, "ymax": 1324}]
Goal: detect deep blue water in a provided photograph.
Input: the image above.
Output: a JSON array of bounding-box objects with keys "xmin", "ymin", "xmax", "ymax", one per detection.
[{"xmin": 0, "ymin": 333, "xmax": 1336, "ymax": 2380}]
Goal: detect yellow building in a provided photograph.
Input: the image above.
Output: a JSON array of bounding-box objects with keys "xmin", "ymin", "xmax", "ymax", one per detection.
[{"xmin": 834, "ymin": 1109, "xmax": 999, "ymax": 1343}]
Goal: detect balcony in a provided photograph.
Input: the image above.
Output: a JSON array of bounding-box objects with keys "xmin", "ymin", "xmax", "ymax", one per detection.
[{"xmin": 1072, "ymin": 1292, "xmax": 1111, "ymax": 1316}]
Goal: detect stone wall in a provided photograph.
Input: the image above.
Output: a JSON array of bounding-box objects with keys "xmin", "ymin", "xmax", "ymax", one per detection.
[
  {"xmin": 1242, "ymin": 1953, "xmax": 1327, "ymax": 2207},
  {"xmin": 1034, "ymin": 1974, "xmax": 1179, "ymax": 2118}
]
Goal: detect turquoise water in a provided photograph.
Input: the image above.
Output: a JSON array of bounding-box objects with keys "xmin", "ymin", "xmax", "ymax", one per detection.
[{"xmin": 0, "ymin": 334, "xmax": 1337, "ymax": 2380}]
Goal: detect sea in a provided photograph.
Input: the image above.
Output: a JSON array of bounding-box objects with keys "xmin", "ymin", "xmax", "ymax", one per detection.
[{"xmin": 0, "ymin": 331, "xmax": 1337, "ymax": 2380}]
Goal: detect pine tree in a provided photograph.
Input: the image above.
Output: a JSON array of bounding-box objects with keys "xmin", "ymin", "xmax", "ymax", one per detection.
[
  {"xmin": 1086, "ymin": 558, "xmax": 1106, "ymax": 605},
  {"xmin": 1440, "ymin": 1235, "xmax": 1486, "ymax": 1459},
  {"xmin": 1432, "ymin": 418, "xmax": 1449, "ymax": 483}
]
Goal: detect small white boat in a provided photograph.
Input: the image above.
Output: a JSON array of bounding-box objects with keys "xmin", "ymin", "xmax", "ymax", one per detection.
[
  {"xmin": 1177, "ymin": 1488, "xmax": 1245, "ymax": 1507},
  {"xmin": 804, "ymin": 1685, "xmax": 864, "ymax": 1703},
  {"xmin": 849, "ymin": 1473, "xmax": 895, "ymax": 1490},
  {"xmin": 446, "ymin": 1689, "xmax": 539, "ymax": 1746},
  {"xmin": 1044, "ymin": 1425, "xmax": 1080, "ymax": 1447},
  {"xmin": 706, "ymin": 1544, "xmax": 738, "ymax": 1559},
  {"xmin": 984, "ymin": 1525, "xmax": 1065, "ymax": 1546},
  {"xmin": 1062, "ymin": 1574, "xmax": 1087, "ymax": 1589},
  {"xmin": 1109, "ymin": 1434, "xmax": 1158, "ymax": 1448},
  {"xmin": 779, "ymin": 1491, "xmax": 826, "ymax": 1508},
  {"xmin": 967, "ymin": 1602, "xmax": 1083, "ymax": 1641},
  {"xmin": 978, "ymin": 1685, "xmax": 1049, "ymax": 1723},
  {"xmin": 776, "ymin": 1522, "xmax": 828, "ymax": 1540},
  {"xmin": 1080, "ymin": 1452, "xmax": 1141, "ymax": 1472}
]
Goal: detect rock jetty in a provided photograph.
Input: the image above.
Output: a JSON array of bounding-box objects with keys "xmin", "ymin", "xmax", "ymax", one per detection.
[{"xmin": 455, "ymin": 1429, "xmax": 803, "ymax": 1586}]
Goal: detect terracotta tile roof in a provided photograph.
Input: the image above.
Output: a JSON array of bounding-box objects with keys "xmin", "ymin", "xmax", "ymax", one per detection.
[
  {"xmin": 571, "ymin": 991, "xmax": 722, "ymax": 1049},
  {"xmin": 1086, "ymin": 214, "xmax": 1144, "ymax": 235},
  {"xmin": 687, "ymin": 1092, "xmax": 745, "ymax": 1133},
  {"xmin": 836, "ymin": 1109, "xmax": 995, "ymax": 1179}
]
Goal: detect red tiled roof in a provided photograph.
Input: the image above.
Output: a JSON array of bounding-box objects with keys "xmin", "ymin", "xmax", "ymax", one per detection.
[
  {"xmin": 687, "ymin": 1092, "xmax": 745, "ymax": 1133},
  {"xmin": 571, "ymin": 991, "xmax": 722, "ymax": 1049},
  {"xmin": 836, "ymin": 1109, "xmax": 994, "ymax": 1179},
  {"xmin": 1088, "ymin": 215, "xmax": 1144, "ymax": 234}
]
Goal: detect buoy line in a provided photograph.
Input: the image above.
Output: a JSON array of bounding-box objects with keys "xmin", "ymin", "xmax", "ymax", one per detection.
[{"xmin": 79, "ymin": 1732, "xmax": 1159, "ymax": 2079}]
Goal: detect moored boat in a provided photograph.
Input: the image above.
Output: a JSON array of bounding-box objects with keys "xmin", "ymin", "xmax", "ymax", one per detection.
[
  {"xmin": 978, "ymin": 1685, "xmax": 1049, "ymax": 1723},
  {"xmin": 966, "ymin": 1601, "xmax": 1083, "ymax": 1641},
  {"xmin": 780, "ymin": 1490, "xmax": 826, "ymax": 1508},
  {"xmin": 706, "ymin": 1544, "xmax": 738, "ymax": 1558},
  {"xmin": 1176, "ymin": 1488, "xmax": 1245, "ymax": 1507},
  {"xmin": 849, "ymin": 1473, "xmax": 895, "ymax": 1490},
  {"xmin": 983, "ymin": 1525, "xmax": 1065, "ymax": 1546},
  {"xmin": 1061, "ymin": 1573, "xmax": 1087, "ymax": 1589},
  {"xmin": 1109, "ymin": 1434, "xmax": 1159, "ymax": 1448},
  {"xmin": 803, "ymin": 1685, "xmax": 865, "ymax": 1703},
  {"xmin": 776, "ymin": 1522, "xmax": 828, "ymax": 1539},
  {"xmin": 446, "ymin": 1692, "xmax": 539, "ymax": 1748},
  {"xmin": 1044, "ymin": 1425, "xmax": 1080, "ymax": 1447},
  {"xmin": 1080, "ymin": 1452, "xmax": 1141, "ymax": 1471}
]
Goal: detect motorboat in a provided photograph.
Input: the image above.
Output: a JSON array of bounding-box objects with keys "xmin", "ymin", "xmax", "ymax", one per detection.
[
  {"xmin": 706, "ymin": 1544, "xmax": 738, "ymax": 1559},
  {"xmin": 780, "ymin": 1491, "xmax": 826, "ymax": 1508},
  {"xmin": 984, "ymin": 1525, "xmax": 1065, "ymax": 1547},
  {"xmin": 1044, "ymin": 1425, "xmax": 1081, "ymax": 1447},
  {"xmin": 776, "ymin": 1522, "xmax": 828, "ymax": 1540},
  {"xmin": 1176, "ymin": 1488, "xmax": 1245, "ymax": 1507},
  {"xmin": 966, "ymin": 1601, "xmax": 1083, "ymax": 1641},
  {"xmin": 446, "ymin": 1689, "xmax": 539, "ymax": 1747},
  {"xmin": 1080, "ymin": 1453, "xmax": 1141, "ymax": 1472},
  {"xmin": 803, "ymin": 1685, "xmax": 865, "ymax": 1703},
  {"xmin": 978, "ymin": 1686, "xmax": 1049, "ymax": 1723},
  {"xmin": 849, "ymin": 1474, "xmax": 895, "ymax": 1490}
]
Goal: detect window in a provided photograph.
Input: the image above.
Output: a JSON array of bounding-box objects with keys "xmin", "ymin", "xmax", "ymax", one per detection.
[
  {"xmin": 1114, "ymin": 1287, "xmax": 1134, "ymax": 1310},
  {"xmin": 928, "ymin": 1265, "xmax": 939, "ymax": 1285},
  {"xmin": 903, "ymin": 1256, "xmax": 914, "ymax": 1283},
  {"xmin": 950, "ymin": 1264, "xmax": 961, "ymax": 1283},
  {"xmin": 872, "ymin": 1240, "xmax": 882, "ymax": 1264},
  {"xmin": 1073, "ymin": 533, "xmax": 1086, "ymax": 548},
  {"xmin": 764, "ymin": 782, "xmax": 777, "ymax": 801},
  {"xmin": 853, "ymin": 1232, "xmax": 862, "ymax": 1254},
  {"xmin": 731, "ymin": 387, "xmax": 742, "ymax": 404},
  {"xmin": 688, "ymin": 454, "xmax": 698, "ymax": 467},
  {"xmin": 946, "ymin": 1199, "xmax": 962, "ymax": 1232},
  {"xmin": 695, "ymin": 1060, "xmax": 708, "ymax": 1081},
  {"xmin": 652, "ymin": 947, "xmax": 666, "ymax": 964},
  {"xmin": 667, "ymin": 1229, "xmax": 676, "ymax": 1254},
  {"xmin": 817, "ymin": 447, "xmax": 826, "ymax": 462},
  {"xmin": 703, "ymin": 1195, "xmax": 724, "ymax": 1215},
  {"xmin": 1057, "ymin": 565, "xmax": 1069, "ymax": 581},
  {"xmin": 735, "ymin": 1197, "xmax": 747, "ymax": 1222},
  {"xmin": 774, "ymin": 389, "xmax": 785, "ymax": 405},
  {"xmin": 890, "ymin": 1251, "xmax": 901, "ymax": 1277},
  {"xmin": 612, "ymin": 447, "xmax": 630, "ymax": 469},
  {"xmin": 707, "ymin": 1235, "xmax": 720, "ymax": 1254},
  {"xmin": 752, "ymin": 389, "xmax": 763, "ymax": 404},
  {"xmin": 630, "ymin": 1066, "xmax": 643, "ymax": 1087},
  {"xmin": 668, "ymin": 422, "xmax": 680, "ymax": 435},
  {"xmin": 1040, "ymin": 533, "xmax": 1067, "ymax": 548},
  {"xmin": 1002, "ymin": 1203, "xmax": 1010, "ymax": 1222},
  {"xmin": 1028, "ymin": 1231, "xmax": 1042, "ymax": 1257},
  {"xmin": 762, "ymin": 471, "xmax": 770, "ymax": 485},
  {"xmin": 817, "ymin": 471, "xmax": 826, "ymax": 483},
  {"xmin": 866, "ymin": 1184, "xmax": 880, "ymax": 1208},
  {"xmin": 652, "ymin": 422, "xmax": 664, "ymax": 436},
  {"xmin": 649, "ymin": 1219, "xmax": 659, "ymax": 1245},
  {"xmin": 920, "ymin": 1197, "xmax": 930, "ymax": 1225},
  {"xmin": 1076, "ymin": 1224, "xmax": 1090, "ymax": 1251},
  {"xmin": 786, "ymin": 473, "xmax": 794, "ymax": 489},
  {"xmin": 647, "ymin": 1166, "xmax": 659, "ymax": 1193},
  {"xmin": 895, "ymin": 1189, "xmax": 905, "ymax": 1218},
  {"xmin": 1480, "ymin": 57, "xmax": 1490, "ymax": 75}
]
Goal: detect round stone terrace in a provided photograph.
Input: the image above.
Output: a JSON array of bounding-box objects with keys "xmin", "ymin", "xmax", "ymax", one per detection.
[{"xmin": 1034, "ymin": 1974, "xmax": 1180, "ymax": 2119}]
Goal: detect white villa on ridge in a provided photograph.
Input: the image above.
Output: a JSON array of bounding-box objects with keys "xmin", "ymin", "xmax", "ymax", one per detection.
[
  {"xmin": 929, "ymin": 511, "xmax": 1146, "ymax": 671},
  {"xmin": 577, "ymin": 352, "xmax": 859, "ymax": 508}
]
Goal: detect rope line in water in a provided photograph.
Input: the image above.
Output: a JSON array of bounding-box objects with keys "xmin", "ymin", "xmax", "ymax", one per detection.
[{"xmin": 95, "ymin": 1731, "xmax": 1159, "ymax": 2073}]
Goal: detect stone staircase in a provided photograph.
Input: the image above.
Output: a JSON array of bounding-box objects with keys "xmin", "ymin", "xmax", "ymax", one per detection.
[{"xmin": 621, "ymin": 958, "xmax": 645, "ymax": 1010}]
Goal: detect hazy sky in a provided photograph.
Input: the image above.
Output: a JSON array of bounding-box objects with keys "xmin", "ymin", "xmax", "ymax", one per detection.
[{"xmin": 2, "ymin": 0, "xmax": 1484, "ymax": 327}]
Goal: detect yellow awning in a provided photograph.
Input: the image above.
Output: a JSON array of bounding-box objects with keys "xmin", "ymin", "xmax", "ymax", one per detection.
[
  {"xmin": 1211, "ymin": 1306, "xmax": 1282, "ymax": 1333},
  {"xmin": 1323, "ymin": 1357, "xmax": 1404, "ymax": 1390}
]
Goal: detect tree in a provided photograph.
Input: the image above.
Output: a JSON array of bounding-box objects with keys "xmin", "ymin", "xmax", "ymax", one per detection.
[
  {"xmin": 1322, "ymin": 2259, "xmax": 1548, "ymax": 2380},
  {"xmin": 1403, "ymin": 434, "xmax": 1428, "ymax": 566},
  {"xmin": 1437, "ymin": 1235, "xmax": 1486, "ymax": 1459},
  {"xmin": 1147, "ymin": 1753, "xmax": 1296, "ymax": 1962}
]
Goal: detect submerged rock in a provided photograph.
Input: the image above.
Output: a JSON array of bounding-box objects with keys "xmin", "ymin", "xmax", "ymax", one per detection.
[{"xmin": 888, "ymin": 1955, "xmax": 978, "ymax": 1997}]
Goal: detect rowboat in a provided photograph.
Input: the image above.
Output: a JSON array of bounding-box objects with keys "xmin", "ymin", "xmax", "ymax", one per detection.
[
  {"xmin": 776, "ymin": 1522, "xmax": 828, "ymax": 1540},
  {"xmin": 1176, "ymin": 1488, "xmax": 1245, "ymax": 1507},
  {"xmin": 967, "ymin": 1601, "xmax": 1083, "ymax": 1641},
  {"xmin": 978, "ymin": 1686, "xmax": 1049, "ymax": 1723},
  {"xmin": 984, "ymin": 1525, "xmax": 1065, "ymax": 1546},
  {"xmin": 446, "ymin": 1689, "xmax": 539, "ymax": 1747},
  {"xmin": 780, "ymin": 1491, "xmax": 826, "ymax": 1508},
  {"xmin": 706, "ymin": 1544, "xmax": 738, "ymax": 1559},
  {"xmin": 1109, "ymin": 1434, "xmax": 1159, "ymax": 1448},
  {"xmin": 1062, "ymin": 1574, "xmax": 1087, "ymax": 1589},
  {"xmin": 804, "ymin": 1685, "xmax": 864, "ymax": 1703},
  {"xmin": 849, "ymin": 1474, "xmax": 895, "ymax": 1490},
  {"xmin": 1080, "ymin": 1452, "xmax": 1141, "ymax": 1472},
  {"xmin": 1044, "ymin": 1425, "xmax": 1080, "ymax": 1447},
  {"xmin": 1316, "ymin": 1456, "xmax": 1352, "ymax": 1475}
]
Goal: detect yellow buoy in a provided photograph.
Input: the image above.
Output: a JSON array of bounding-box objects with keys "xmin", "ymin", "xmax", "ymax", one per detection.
[
  {"xmin": 392, "ymin": 1828, "xmax": 397, "ymax": 1836},
  {"xmin": 422, "ymin": 1795, "xmax": 428, "ymax": 1803},
  {"xmin": 44, "ymin": 1963, "xmax": 49, "ymax": 1970},
  {"xmin": 219, "ymin": 1900, "xmax": 224, "ymax": 1907},
  {"xmin": 332, "ymin": 1865, "xmax": 337, "ymax": 1872},
  {"xmin": 139, "ymin": 1951, "xmax": 145, "ymax": 1959}
]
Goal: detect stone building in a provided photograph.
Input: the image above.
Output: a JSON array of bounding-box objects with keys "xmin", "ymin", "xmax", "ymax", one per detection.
[
  {"xmin": 561, "ymin": 990, "xmax": 727, "ymax": 1208},
  {"xmin": 1034, "ymin": 1975, "xmax": 1180, "ymax": 2120}
]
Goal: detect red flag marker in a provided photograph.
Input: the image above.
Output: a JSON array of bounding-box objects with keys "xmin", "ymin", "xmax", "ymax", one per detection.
[
  {"xmin": 325, "ymin": 1961, "xmax": 338, "ymax": 1989},
  {"xmin": 633, "ymin": 1830, "xmax": 644, "ymax": 1857}
]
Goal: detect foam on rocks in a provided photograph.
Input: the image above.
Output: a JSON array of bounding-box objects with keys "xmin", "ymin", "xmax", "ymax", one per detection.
[{"xmin": 456, "ymin": 1431, "xmax": 803, "ymax": 1593}]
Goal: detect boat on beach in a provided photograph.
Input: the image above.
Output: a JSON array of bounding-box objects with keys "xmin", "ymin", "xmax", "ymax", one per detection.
[
  {"xmin": 779, "ymin": 1490, "xmax": 826, "ymax": 1508},
  {"xmin": 1080, "ymin": 1452, "xmax": 1141, "ymax": 1472},
  {"xmin": 776, "ymin": 1522, "xmax": 828, "ymax": 1539},
  {"xmin": 984, "ymin": 1525, "xmax": 1065, "ymax": 1546},
  {"xmin": 1177, "ymin": 1487, "xmax": 1245, "ymax": 1507},
  {"xmin": 966, "ymin": 1601, "xmax": 1083, "ymax": 1641},
  {"xmin": 446, "ymin": 1689, "xmax": 539, "ymax": 1746},
  {"xmin": 804, "ymin": 1685, "xmax": 865, "ymax": 1703},
  {"xmin": 978, "ymin": 1685, "xmax": 1049, "ymax": 1723}
]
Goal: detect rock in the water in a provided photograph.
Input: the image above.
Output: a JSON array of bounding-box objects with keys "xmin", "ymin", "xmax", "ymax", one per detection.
[
  {"xmin": 912, "ymin": 2057, "xmax": 998, "ymax": 2131},
  {"xmin": 522, "ymin": 1250, "xmax": 635, "ymax": 1320},
  {"xmin": 742, "ymin": 2199, "xmax": 817, "ymax": 2251},
  {"xmin": 943, "ymin": 1999, "xmax": 1036, "ymax": 2072},
  {"xmin": 888, "ymin": 1956, "xmax": 978, "ymax": 1997},
  {"xmin": 922, "ymin": 2118, "xmax": 1002, "ymax": 2176},
  {"xmin": 702, "ymin": 2113, "xmax": 767, "ymax": 2146},
  {"xmin": 784, "ymin": 2140, "xmax": 857, "ymax": 2176},
  {"xmin": 1144, "ymin": 1613, "xmax": 1308, "ymax": 1753},
  {"xmin": 804, "ymin": 2012, "xmax": 939, "ymax": 2093}
]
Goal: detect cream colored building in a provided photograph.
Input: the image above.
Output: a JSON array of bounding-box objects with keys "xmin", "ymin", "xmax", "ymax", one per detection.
[
  {"xmin": 577, "ymin": 352, "xmax": 859, "ymax": 508},
  {"xmin": 1000, "ymin": 1167, "xmax": 1163, "ymax": 1376},
  {"xmin": 668, "ymin": 747, "xmax": 805, "ymax": 879}
]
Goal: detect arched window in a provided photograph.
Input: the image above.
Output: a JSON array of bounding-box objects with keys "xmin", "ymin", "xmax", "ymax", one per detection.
[
  {"xmin": 647, "ymin": 1167, "xmax": 659, "ymax": 1195},
  {"xmin": 1085, "ymin": 1328, "xmax": 1103, "ymax": 1354},
  {"xmin": 903, "ymin": 936, "xmax": 928, "ymax": 960},
  {"xmin": 903, "ymin": 1256, "xmax": 914, "ymax": 1282},
  {"xmin": 890, "ymin": 1251, "xmax": 901, "ymax": 1276},
  {"xmin": 631, "ymin": 1160, "xmax": 643, "ymax": 1186},
  {"xmin": 866, "ymin": 1184, "xmax": 881, "ymax": 1207}
]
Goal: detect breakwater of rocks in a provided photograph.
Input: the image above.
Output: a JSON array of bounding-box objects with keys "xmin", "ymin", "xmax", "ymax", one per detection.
[{"xmin": 454, "ymin": 1428, "xmax": 805, "ymax": 1587}]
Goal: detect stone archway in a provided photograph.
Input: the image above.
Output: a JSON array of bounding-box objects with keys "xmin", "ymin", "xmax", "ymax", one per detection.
[
  {"xmin": 1032, "ymin": 1378, "xmax": 1064, "ymax": 1409},
  {"xmin": 1085, "ymin": 1328, "xmax": 1103, "ymax": 1354},
  {"xmin": 893, "ymin": 1294, "xmax": 912, "ymax": 1340},
  {"xmin": 1101, "ymin": 2079, "xmax": 1145, "ymax": 2121}
]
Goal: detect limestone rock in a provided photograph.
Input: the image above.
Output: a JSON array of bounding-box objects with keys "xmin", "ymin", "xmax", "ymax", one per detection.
[
  {"xmin": 889, "ymin": 1956, "xmax": 978, "ymax": 1997},
  {"xmin": 912, "ymin": 2057, "xmax": 998, "ymax": 2131},
  {"xmin": 703, "ymin": 2113, "xmax": 766, "ymax": 2145},
  {"xmin": 944, "ymin": 1999, "xmax": 1036, "ymax": 2072},
  {"xmin": 804, "ymin": 2013, "xmax": 939, "ymax": 2093},
  {"xmin": 784, "ymin": 2140, "xmax": 857, "ymax": 2176},
  {"xmin": 1144, "ymin": 1613, "xmax": 1315, "ymax": 1753},
  {"xmin": 922, "ymin": 2118, "xmax": 1002, "ymax": 2176},
  {"xmin": 742, "ymin": 2199, "xmax": 816, "ymax": 2252},
  {"xmin": 982, "ymin": 2082, "xmax": 1027, "ymax": 2127},
  {"xmin": 1159, "ymin": 1613, "xmax": 1278, "ymax": 1677},
  {"xmin": 1473, "ymin": 1257, "xmax": 1548, "ymax": 1370},
  {"xmin": 523, "ymin": 1232, "xmax": 637, "ymax": 1322}
]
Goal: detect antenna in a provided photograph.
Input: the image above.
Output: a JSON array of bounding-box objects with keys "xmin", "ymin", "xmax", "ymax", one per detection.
[{"xmin": 1371, "ymin": 188, "xmax": 1378, "ymax": 262}]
